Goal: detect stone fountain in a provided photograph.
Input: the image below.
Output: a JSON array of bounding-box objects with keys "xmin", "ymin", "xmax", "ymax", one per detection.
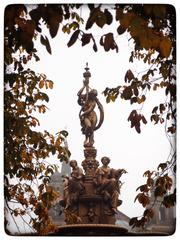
[{"xmin": 52, "ymin": 64, "xmax": 128, "ymax": 236}]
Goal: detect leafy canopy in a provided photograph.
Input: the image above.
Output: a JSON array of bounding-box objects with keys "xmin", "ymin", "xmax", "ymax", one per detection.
[{"xmin": 4, "ymin": 4, "xmax": 176, "ymax": 234}]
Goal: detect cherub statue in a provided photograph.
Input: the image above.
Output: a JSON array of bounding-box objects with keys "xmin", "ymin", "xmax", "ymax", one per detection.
[{"xmin": 77, "ymin": 75, "xmax": 104, "ymax": 147}]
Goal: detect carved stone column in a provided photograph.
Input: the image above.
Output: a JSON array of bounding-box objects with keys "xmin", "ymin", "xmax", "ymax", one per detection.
[{"xmin": 82, "ymin": 147, "xmax": 99, "ymax": 177}]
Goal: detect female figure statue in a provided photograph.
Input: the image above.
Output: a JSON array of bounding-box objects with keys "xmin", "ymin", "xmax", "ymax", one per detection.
[{"xmin": 77, "ymin": 77, "xmax": 104, "ymax": 147}]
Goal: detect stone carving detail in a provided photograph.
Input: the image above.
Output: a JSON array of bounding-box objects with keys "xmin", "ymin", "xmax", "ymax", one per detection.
[
  {"xmin": 87, "ymin": 202, "xmax": 97, "ymax": 222},
  {"xmin": 82, "ymin": 147, "xmax": 99, "ymax": 177}
]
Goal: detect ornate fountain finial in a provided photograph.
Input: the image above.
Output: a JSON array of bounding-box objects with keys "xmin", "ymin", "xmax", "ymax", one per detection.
[{"xmin": 83, "ymin": 62, "xmax": 91, "ymax": 79}]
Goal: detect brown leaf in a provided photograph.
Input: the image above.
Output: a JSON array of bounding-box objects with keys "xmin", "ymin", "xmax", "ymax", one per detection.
[
  {"xmin": 100, "ymin": 36, "xmax": 104, "ymax": 46},
  {"xmin": 133, "ymin": 87, "xmax": 139, "ymax": 96},
  {"xmin": 124, "ymin": 69, "xmax": 134, "ymax": 82},
  {"xmin": 49, "ymin": 15, "xmax": 61, "ymax": 38},
  {"xmin": 104, "ymin": 33, "xmax": 113, "ymax": 51},
  {"xmin": 81, "ymin": 33, "xmax": 92, "ymax": 46},
  {"xmin": 154, "ymin": 185, "xmax": 166, "ymax": 197},
  {"xmin": 159, "ymin": 37, "xmax": 172, "ymax": 58},
  {"xmin": 96, "ymin": 11, "xmax": 107, "ymax": 28},
  {"xmin": 122, "ymin": 86, "xmax": 133, "ymax": 100},
  {"xmin": 144, "ymin": 209, "xmax": 154, "ymax": 219},
  {"xmin": 157, "ymin": 163, "xmax": 167, "ymax": 171},
  {"xmin": 104, "ymin": 9, "xmax": 113, "ymax": 25},
  {"xmin": 143, "ymin": 170, "xmax": 154, "ymax": 178},
  {"xmin": 138, "ymin": 193, "xmax": 150, "ymax": 207},
  {"xmin": 152, "ymin": 106, "xmax": 158, "ymax": 113},
  {"xmin": 40, "ymin": 35, "xmax": 52, "ymax": 54},
  {"xmin": 136, "ymin": 184, "xmax": 149, "ymax": 192},
  {"xmin": 117, "ymin": 25, "xmax": 126, "ymax": 35},
  {"xmin": 48, "ymin": 81, "xmax": 54, "ymax": 89},
  {"xmin": 147, "ymin": 177, "xmax": 154, "ymax": 187},
  {"xmin": 135, "ymin": 123, "xmax": 141, "ymax": 134},
  {"xmin": 93, "ymin": 42, "xmax": 98, "ymax": 52},
  {"xmin": 159, "ymin": 103, "xmax": 166, "ymax": 113},
  {"xmin": 141, "ymin": 115, "xmax": 147, "ymax": 124},
  {"xmin": 39, "ymin": 80, "xmax": 44, "ymax": 89},
  {"xmin": 67, "ymin": 30, "xmax": 80, "ymax": 47},
  {"xmin": 116, "ymin": 8, "xmax": 123, "ymax": 21}
]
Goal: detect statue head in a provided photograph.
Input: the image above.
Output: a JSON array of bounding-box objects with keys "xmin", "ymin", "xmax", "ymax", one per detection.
[
  {"xmin": 70, "ymin": 160, "xmax": 78, "ymax": 168},
  {"xmin": 89, "ymin": 89, "xmax": 98, "ymax": 99},
  {"xmin": 101, "ymin": 157, "xmax": 110, "ymax": 166}
]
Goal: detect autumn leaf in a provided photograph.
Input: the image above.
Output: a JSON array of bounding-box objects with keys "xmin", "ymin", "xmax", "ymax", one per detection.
[
  {"xmin": 152, "ymin": 106, "xmax": 158, "ymax": 113},
  {"xmin": 40, "ymin": 35, "xmax": 52, "ymax": 54},
  {"xmin": 81, "ymin": 33, "xmax": 92, "ymax": 46},
  {"xmin": 117, "ymin": 25, "xmax": 126, "ymax": 35},
  {"xmin": 93, "ymin": 42, "xmax": 98, "ymax": 52},
  {"xmin": 159, "ymin": 37, "xmax": 172, "ymax": 58},
  {"xmin": 122, "ymin": 86, "xmax": 133, "ymax": 100},
  {"xmin": 144, "ymin": 208, "xmax": 154, "ymax": 219},
  {"xmin": 104, "ymin": 9, "xmax": 113, "ymax": 25},
  {"xmin": 49, "ymin": 15, "xmax": 61, "ymax": 38},
  {"xmin": 96, "ymin": 11, "xmax": 107, "ymax": 28},
  {"xmin": 124, "ymin": 69, "xmax": 134, "ymax": 82},
  {"xmin": 48, "ymin": 80, "xmax": 54, "ymax": 89},
  {"xmin": 141, "ymin": 115, "xmax": 147, "ymax": 124},
  {"xmin": 157, "ymin": 163, "xmax": 167, "ymax": 171},
  {"xmin": 67, "ymin": 30, "xmax": 80, "ymax": 47},
  {"xmin": 39, "ymin": 80, "xmax": 44, "ymax": 89},
  {"xmin": 154, "ymin": 185, "xmax": 166, "ymax": 197},
  {"xmin": 104, "ymin": 33, "xmax": 113, "ymax": 51},
  {"xmin": 136, "ymin": 184, "xmax": 149, "ymax": 192}
]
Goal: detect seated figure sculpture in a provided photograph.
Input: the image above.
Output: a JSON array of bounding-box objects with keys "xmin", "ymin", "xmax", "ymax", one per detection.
[
  {"xmin": 64, "ymin": 160, "xmax": 85, "ymax": 210},
  {"xmin": 95, "ymin": 157, "xmax": 126, "ymax": 214}
]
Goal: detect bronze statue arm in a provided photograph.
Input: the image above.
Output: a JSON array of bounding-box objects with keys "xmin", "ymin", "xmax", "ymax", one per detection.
[
  {"xmin": 77, "ymin": 85, "xmax": 86, "ymax": 97},
  {"xmin": 94, "ymin": 98, "xmax": 104, "ymax": 130}
]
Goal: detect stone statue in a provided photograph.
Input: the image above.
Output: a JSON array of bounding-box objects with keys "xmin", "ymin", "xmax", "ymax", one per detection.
[
  {"xmin": 63, "ymin": 160, "xmax": 85, "ymax": 210},
  {"xmin": 77, "ymin": 65, "xmax": 104, "ymax": 147},
  {"xmin": 95, "ymin": 157, "xmax": 123, "ymax": 213}
]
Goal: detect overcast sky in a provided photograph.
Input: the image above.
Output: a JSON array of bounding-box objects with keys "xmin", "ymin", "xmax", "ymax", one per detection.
[{"xmin": 27, "ymin": 5, "xmax": 171, "ymax": 219}]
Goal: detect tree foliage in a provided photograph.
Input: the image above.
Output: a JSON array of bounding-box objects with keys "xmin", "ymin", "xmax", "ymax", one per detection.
[{"xmin": 4, "ymin": 3, "xmax": 176, "ymax": 234}]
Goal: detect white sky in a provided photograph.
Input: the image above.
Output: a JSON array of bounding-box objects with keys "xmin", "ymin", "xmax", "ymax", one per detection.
[
  {"xmin": 1, "ymin": 1, "xmax": 179, "ymax": 238},
  {"xmin": 27, "ymin": 5, "xmax": 171, "ymax": 219}
]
